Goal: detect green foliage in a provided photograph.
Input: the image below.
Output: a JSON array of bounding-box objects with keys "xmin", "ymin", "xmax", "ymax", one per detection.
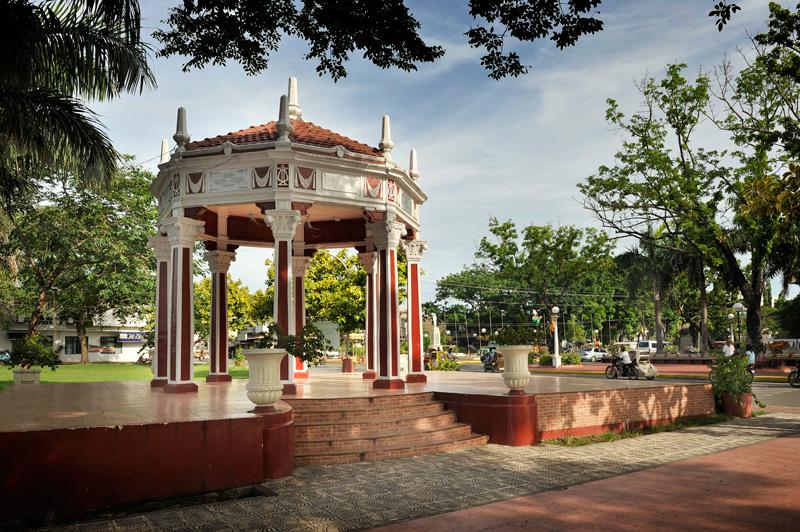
[
  {"xmin": 154, "ymin": 1, "xmax": 735, "ymax": 81},
  {"xmin": 430, "ymin": 357, "xmax": 460, "ymax": 371},
  {"xmin": 0, "ymin": 0, "xmax": 154, "ymax": 201},
  {"xmin": 539, "ymin": 353, "xmax": 553, "ymax": 366},
  {"xmin": 561, "ymin": 351, "xmax": 581, "ymax": 365},
  {"xmin": 494, "ymin": 325, "xmax": 533, "ymax": 346},
  {"xmin": 256, "ymin": 323, "xmax": 332, "ymax": 367},
  {"xmin": 774, "ymin": 296, "xmax": 800, "ymax": 337},
  {"xmin": 194, "ymin": 275, "xmax": 255, "ymax": 340},
  {"xmin": 711, "ymin": 355, "xmax": 765, "ymax": 408},
  {"xmin": 10, "ymin": 334, "xmax": 59, "ymax": 370},
  {"xmin": 232, "ymin": 347, "xmax": 245, "ymax": 367}
]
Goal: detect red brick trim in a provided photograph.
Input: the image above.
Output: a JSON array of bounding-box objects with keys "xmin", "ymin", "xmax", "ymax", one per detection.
[{"xmin": 373, "ymin": 378, "xmax": 405, "ymax": 390}]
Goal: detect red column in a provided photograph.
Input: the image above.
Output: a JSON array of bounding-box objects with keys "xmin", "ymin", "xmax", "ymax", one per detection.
[
  {"xmin": 205, "ymin": 249, "xmax": 236, "ymax": 382},
  {"xmin": 358, "ymin": 251, "xmax": 378, "ymax": 380},
  {"xmin": 148, "ymin": 235, "xmax": 170, "ymax": 387},
  {"xmin": 163, "ymin": 217, "xmax": 205, "ymax": 393},
  {"xmin": 265, "ymin": 210, "xmax": 301, "ymax": 394},
  {"xmin": 404, "ymin": 240, "xmax": 428, "ymax": 383},
  {"xmin": 292, "ymin": 255, "xmax": 311, "ymax": 379},
  {"xmin": 369, "ymin": 217, "xmax": 406, "ymax": 390}
]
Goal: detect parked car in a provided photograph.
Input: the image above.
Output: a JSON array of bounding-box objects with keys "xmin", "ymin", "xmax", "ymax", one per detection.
[
  {"xmin": 580, "ymin": 347, "xmax": 608, "ymax": 362},
  {"xmin": 637, "ymin": 340, "xmax": 672, "ymax": 355},
  {"xmin": 0, "ymin": 349, "xmax": 10, "ymax": 365}
]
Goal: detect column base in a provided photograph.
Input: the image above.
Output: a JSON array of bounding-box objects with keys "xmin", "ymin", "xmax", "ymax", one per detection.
[
  {"xmin": 362, "ymin": 370, "xmax": 377, "ymax": 380},
  {"xmin": 163, "ymin": 382, "xmax": 198, "ymax": 394},
  {"xmin": 150, "ymin": 378, "xmax": 168, "ymax": 388},
  {"xmin": 206, "ymin": 373, "xmax": 232, "ymax": 383},
  {"xmin": 341, "ymin": 359, "xmax": 354, "ymax": 373},
  {"xmin": 508, "ymin": 389, "xmax": 527, "ymax": 396},
  {"xmin": 250, "ymin": 405, "xmax": 276, "ymax": 414},
  {"xmin": 293, "ymin": 371, "xmax": 309, "ymax": 379},
  {"xmin": 406, "ymin": 373, "xmax": 427, "ymax": 383},
  {"xmin": 282, "ymin": 383, "xmax": 298, "ymax": 395},
  {"xmin": 373, "ymin": 378, "xmax": 405, "ymax": 390}
]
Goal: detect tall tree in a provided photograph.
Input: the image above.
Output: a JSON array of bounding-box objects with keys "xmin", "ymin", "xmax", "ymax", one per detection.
[
  {"xmin": 580, "ymin": 60, "xmax": 796, "ymax": 351},
  {"xmin": 55, "ymin": 162, "xmax": 157, "ymax": 363},
  {"xmin": 0, "ymin": 0, "xmax": 155, "ymax": 202},
  {"xmin": 194, "ymin": 275, "xmax": 255, "ymax": 342}
]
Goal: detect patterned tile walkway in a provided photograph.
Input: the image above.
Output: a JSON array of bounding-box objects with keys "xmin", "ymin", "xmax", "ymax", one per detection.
[{"xmin": 54, "ymin": 413, "xmax": 800, "ymax": 531}]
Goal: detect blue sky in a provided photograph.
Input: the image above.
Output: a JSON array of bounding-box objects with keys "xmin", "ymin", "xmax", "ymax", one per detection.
[{"xmin": 95, "ymin": 0, "xmax": 794, "ymax": 301}]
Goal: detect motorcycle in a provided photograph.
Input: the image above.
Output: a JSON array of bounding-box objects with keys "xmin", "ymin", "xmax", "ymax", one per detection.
[
  {"xmin": 605, "ymin": 355, "xmax": 639, "ymax": 380},
  {"xmin": 789, "ymin": 361, "xmax": 800, "ymax": 388},
  {"xmin": 482, "ymin": 351, "xmax": 500, "ymax": 372}
]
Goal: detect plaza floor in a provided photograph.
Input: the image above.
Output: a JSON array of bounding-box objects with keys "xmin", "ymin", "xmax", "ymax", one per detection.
[{"xmin": 47, "ymin": 412, "xmax": 800, "ymax": 531}]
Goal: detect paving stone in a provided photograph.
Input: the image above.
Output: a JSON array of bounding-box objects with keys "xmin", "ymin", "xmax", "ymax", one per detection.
[{"xmin": 56, "ymin": 413, "xmax": 800, "ymax": 531}]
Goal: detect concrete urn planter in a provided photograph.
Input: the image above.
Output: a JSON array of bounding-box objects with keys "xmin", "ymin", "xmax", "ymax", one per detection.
[
  {"xmin": 13, "ymin": 368, "xmax": 42, "ymax": 384},
  {"xmin": 499, "ymin": 345, "xmax": 531, "ymax": 394},
  {"xmin": 242, "ymin": 348, "xmax": 286, "ymax": 411},
  {"xmin": 722, "ymin": 392, "xmax": 752, "ymax": 418}
]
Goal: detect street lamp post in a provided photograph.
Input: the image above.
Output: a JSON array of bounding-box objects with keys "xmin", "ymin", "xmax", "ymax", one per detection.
[
  {"xmin": 480, "ymin": 327, "xmax": 486, "ymax": 349},
  {"xmin": 593, "ymin": 329, "xmax": 599, "ymax": 347},
  {"xmin": 727, "ymin": 313, "xmax": 735, "ymax": 342},
  {"xmin": 733, "ymin": 302, "xmax": 745, "ymax": 349},
  {"xmin": 552, "ymin": 306, "xmax": 561, "ymax": 368},
  {"xmin": 500, "ymin": 309, "xmax": 505, "ymax": 329}
]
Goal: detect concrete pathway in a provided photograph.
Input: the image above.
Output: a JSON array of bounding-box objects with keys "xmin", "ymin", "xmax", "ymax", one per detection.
[
  {"xmin": 51, "ymin": 413, "xmax": 800, "ymax": 531},
  {"xmin": 378, "ymin": 433, "xmax": 800, "ymax": 531}
]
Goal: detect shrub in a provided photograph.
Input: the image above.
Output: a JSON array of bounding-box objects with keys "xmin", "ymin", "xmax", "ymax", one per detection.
[
  {"xmin": 712, "ymin": 354, "xmax": 765, "ymax": 407},
  {"xmin": 528, "ymin": 352, "xmax": 537, "ymax": 365},
  {"xmin": 256, "ymin": 323, "xmax": 332, "ymax": 367},
  {"xmin": 561, "ymin": 352, "xmax": 581, "ymax": 365},
  {"xmin": 430, "ymin": 358, "xmax": 460, "ymax": 371},
  {"xmin": 10, "ymin": 335, "xmax": 60, "ymax": 371},
  {"xmin": 539, "ymin": 353, "xmax": 553, "ymax": 366},
  {"xmin": 232, "ymin": 347, "xmax": 245, "ymax": 367}
]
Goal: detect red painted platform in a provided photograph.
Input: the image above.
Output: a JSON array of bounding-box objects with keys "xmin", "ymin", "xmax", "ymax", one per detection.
[{"xmin": 0, "ymin": 381, "xmax": 293, "ymax": 521}]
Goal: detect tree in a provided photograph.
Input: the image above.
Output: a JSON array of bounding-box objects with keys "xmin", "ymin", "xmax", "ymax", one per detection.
[
  {"xmin": 155, "ymin": 0, "xmax": 741, "ymax": 81},
  {"xmin": 2, "ymin": 161, "xmax": 156, "ymax": 352},
  {"xmin": 305, "ymin": 250, "xmax": 366, "ymax": 354},
  {"xmin": 0, "ymin": 0, "xmax": 155, "ymax": 202},
  {"xmin": 580, "ymin": 60, "xmax": 796, "ymax": 352},
  {"xmin": 194, "ymin": 275, "xmax": 255, "ymax": 342},
  {"xmin": 56, "ymin": 162, "xmax": 157, "ymax": 363}
]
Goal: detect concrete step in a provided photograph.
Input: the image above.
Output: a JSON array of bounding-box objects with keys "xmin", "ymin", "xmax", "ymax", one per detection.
[
  {"xmin": 292, "ymin": 401, "xmax": 446, "ymax": 424},
  {"xmin": 295, "ymin": 433, "xmax": 489, "ymax": 466},
  {"xmin": 294, "ymin": 411, "xmax": 458, "ymax": 440},
  {"xmin": 295, "ymin": 423, "xmax": 474, "ymax": 455},
  {"xmin": 284, "ymin": 392, "xmax": 435, "ymax": 412}
]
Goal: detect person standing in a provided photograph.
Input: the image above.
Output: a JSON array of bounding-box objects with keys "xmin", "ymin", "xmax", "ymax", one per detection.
[
  {"xmin": 745, "ymin": 343, "xmax": 756, "ymax": 375},
  {"xmin": 722, "ymin": 339, "xmax": 736, "ymax": 357}
]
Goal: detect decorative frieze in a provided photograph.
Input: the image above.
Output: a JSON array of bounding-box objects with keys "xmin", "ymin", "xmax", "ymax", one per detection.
[
  {"xmin": 322, "ymin": 172, "xmax": 360, "ymax": 194},
  {"xmin": 295, "ymin": 167, "xmax": 316, "ymax": 190},
  {"xmin": 387, "ymin": 180, "xmax": 396, "ymax": 203},
  {"xmin": 148, "ymin": 235, "xmax": 171, "ymax": 262},
  {"xmin": 276, "ymin": 164, "xmax": 290, "ymax": 187},
  {"xmin": 207, "ymin": 168, "xmax": 249, "ymax": 192},
  {"xmin": 171, "ymin": 174, "xmax": 181, "ymax": 197},
  {"xmin": 187, "ymin": 172, "xmax": 204, "ymax": 194},
  {"xmin": 365, "ymin": 177, "xmax": 382, "ymax": 198},
  {"xmin": 253, "ymin": 167, "xmax": 272, "ymax": 189}
]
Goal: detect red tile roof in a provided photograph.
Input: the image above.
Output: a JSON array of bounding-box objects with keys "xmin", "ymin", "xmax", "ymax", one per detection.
[{"xmin": 186, "ymin": 119, "xmax": 381, "ymax": 157}]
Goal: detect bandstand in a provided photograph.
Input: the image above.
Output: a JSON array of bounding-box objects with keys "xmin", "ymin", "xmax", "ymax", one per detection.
[{"xmin": 148, "ymin": 77, "xmax": 429, "ymax": 393}]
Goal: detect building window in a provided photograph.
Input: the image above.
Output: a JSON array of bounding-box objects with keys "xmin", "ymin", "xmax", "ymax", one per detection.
[
  {"xmin": 99, "ymin": 336, "xmax": 119, "ymax": 347},
  {"xmin": 65, "ymin": 336, "xmax": 80, "ymax": 355}
]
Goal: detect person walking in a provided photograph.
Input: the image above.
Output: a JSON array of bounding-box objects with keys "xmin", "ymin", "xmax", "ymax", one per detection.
[{"xmin": 745, "ymin": 343, "xmax": 756, "ymax": 376}]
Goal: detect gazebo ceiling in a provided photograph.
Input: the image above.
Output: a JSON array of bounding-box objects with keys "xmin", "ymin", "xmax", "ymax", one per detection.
[{"xmin": 186, "ymin": 119, "xmax": 381, "ymax": 158}]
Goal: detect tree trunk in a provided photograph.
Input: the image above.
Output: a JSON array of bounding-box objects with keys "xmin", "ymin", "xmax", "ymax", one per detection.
[
  {"xmin": 654, "ymin": 277, "xmax": 665, "ymax": 354},
  {"xmin": 26, "ymin": 290, "xmax": 48, "ymax": 337},
  {"xmin": 698, "ymin": 267, "xmax": 709, "ymax": 356},
  {"xmin": 78, "ymin": 323, "xmax": 90, "ymax": 364},
  {"xmin": 745, "ymin": 266, "xmax": 765, "ymax": 353}
]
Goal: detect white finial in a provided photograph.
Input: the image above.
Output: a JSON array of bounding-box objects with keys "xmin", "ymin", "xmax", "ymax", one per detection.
[
  {"xmin": 409, "ymin": 148, "xmax": 419, "ymax": 179},
  {"xmin": 173, "ymin": 107, "xmax": 189, "ymax": 150},
  {"xmin": 379, "ymin": 115, "xmax": 394, "ymax": 163},
  {"xmin": 160, "ymin": 139, "xmax": 170, "ymax": 164},
  {"xmin": 277, "ymin": 94, "xmax": 293, "ymax": 143},
  {"xmin": 288, "ymin": 77, "xmax": 302, "ymax": 121}
]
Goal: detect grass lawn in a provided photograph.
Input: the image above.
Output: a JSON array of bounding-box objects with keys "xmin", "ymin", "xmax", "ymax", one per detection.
[
  {"xmin": 544, "ymin": 413, "xmax": 732, "ymax": 447},
  {"xmin": 0, "ymin": 362, "xmax": 250, "ymax": 391}
]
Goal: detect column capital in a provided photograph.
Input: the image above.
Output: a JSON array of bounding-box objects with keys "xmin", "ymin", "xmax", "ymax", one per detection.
[
  {"xmin": 367, "ymin": 219, "xmax": 406, "ymax": 250},
  {"xmin": 265, "ymin": 210, "xmax": 301, "ymax": 240},
  {"xmin": 161, "ymin": 217, "xmax": 205, "ymax": 248},
  {"xmin": 358, "ymin": 251, "xmax": 377, "ymax": 274},
  {"xmin": 148, "ymin": 235, "xmax": 171, "ymax": 262},
  {"xmin": 292, "ymin": 256, "xmax": 312, "ymax": 277},
  {"xmin": 205, "ymin": 249, "xmax": 236, "ymax": 273},
  {"xmin": 402, "ymin": 240, "xmax": 428, "ymax": 262}
]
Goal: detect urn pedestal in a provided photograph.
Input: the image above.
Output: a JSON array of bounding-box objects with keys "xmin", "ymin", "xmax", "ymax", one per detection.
[
  {"xmin": 499, "ymin": 345, "xmax": 531, "ymax": 395},
  {"xmin": 13, "ymin": 368, "xmax": 41, "ymax": 384},
  {"xmin": 242, "ymin": 348, "xmax": 286, "ymax": 412}
]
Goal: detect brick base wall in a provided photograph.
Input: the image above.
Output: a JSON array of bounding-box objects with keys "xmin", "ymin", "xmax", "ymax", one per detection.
[{"xmin": 536, "ymin": 384, "xmax": 714, "ymax": 440}]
